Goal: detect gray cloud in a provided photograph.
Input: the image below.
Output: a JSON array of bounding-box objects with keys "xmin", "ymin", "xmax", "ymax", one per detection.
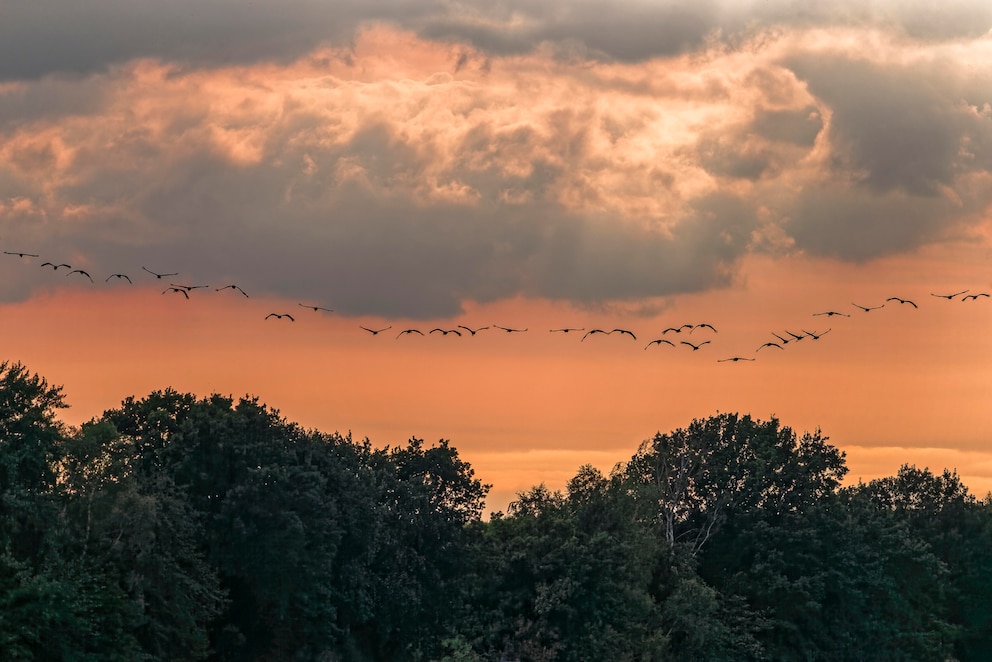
[{"xmin": 4, "ymin": 0, "xmax": 992, "ymax": 81}]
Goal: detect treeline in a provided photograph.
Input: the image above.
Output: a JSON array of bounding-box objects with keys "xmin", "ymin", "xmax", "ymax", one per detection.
[{"xmin": 1, "ymin": 361, "xmax": 990, "ymax": 660}]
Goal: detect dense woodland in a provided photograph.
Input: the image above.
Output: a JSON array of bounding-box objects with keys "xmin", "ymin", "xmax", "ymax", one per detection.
[{"xmin": 1, "ymin": 361, "xmax": 990, "ymax": 661}]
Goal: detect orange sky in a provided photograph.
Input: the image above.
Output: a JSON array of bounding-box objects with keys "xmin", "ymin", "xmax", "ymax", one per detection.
[{"xmin": 3, "ymin": 15, "xmax": 992, "ymax": 512}]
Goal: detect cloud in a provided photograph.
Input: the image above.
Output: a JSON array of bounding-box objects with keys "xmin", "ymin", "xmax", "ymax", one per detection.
[{"xmin": 4, "ymin": 1, "xmax": 992, "ymax": 82}]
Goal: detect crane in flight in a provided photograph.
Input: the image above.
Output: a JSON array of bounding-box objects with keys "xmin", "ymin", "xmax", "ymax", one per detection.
[
  {"xmin": 106, "ymin": 274, "xmax": 132, "ymax": 283},
  {"xmin": 143, "ymin": 266, "xmax": 178, "ymax": 279},
  {"xmin": 360, "ymin": 326, "xmax": 392, "ymax": 335},
  {"xmin": 931, "ymin": 290, "xmax": 968, "ymax": 300},
  {"xmin": 718, "ymin": 357, "xmax": 755, "ymax": 362},
  {"xmin": 457, "ymin": 325, "xmax": 489, "ymax": 336},
  {"xmin": 298, "ymin": 303, "xmax": 332, "ymax": 311},
  {"xmin": 67, "ymin": 269, "xmax": 94, "ymax": 282},
  {"xmin": 681, "ymin": 340, "xmax": 711, "ymax": 351},
  {"xmin": 886, "ymin": 297, "xmax": 918, "ymax": 308},
  {"xmin": 852, "ymin": 302, "xmax": 884, "ymax": 312},
  {"xmin": 396, "ymin": 329, "xmax": 425, "ymax": 338},
  {"xmin": 265, "ymin": 313, "xmax": 295, "ymax": 321},
  {"xmin": 644, "ymin": 339, "xmax": 675, "ymax": 350}
]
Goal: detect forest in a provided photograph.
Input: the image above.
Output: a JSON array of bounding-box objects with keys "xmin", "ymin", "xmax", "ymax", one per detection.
[{"xmin": 1, "ymin": 360, "xmax": 990, "ymax": 661}]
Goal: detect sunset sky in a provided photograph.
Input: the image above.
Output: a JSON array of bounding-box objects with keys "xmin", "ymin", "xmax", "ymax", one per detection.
[{"xmin": 3, "ymin": 0, "xmax": 991, "ymax": 512}]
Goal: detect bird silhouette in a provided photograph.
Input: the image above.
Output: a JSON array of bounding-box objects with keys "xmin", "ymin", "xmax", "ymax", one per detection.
[
  {"xmin": 886, "ymin": 297, "xmax": 918, "ymax": 308},
  {"xmin": 163, "ymin": 287, "xmax": 189, "ymax": 298},
  {"xmin": 803, "ymin": 328, "xmax": 831, "ymax": 340},
  {"xmin": 644, "ymin": 339, "xmax": 676, "ymax": 349},
  {"xmin": 962, "ymin": 293, "xmax": 990, "ymax": 301},
  {"xmin": 396, "ymin": 329, "xmax": 425, "ymax": 338},
  {"xmin": 143, "ymin": 266, "xmax": 178, "ymax": 279},
  {"xmin": 771, "ymin": 332, "xmax": 791, "ymax": 345},
  {"xmin": 785, "ymin": 330, "xmax": 806, "ymax": 342},
  {"xmin": 550, "ymin": 327, "xmax": 584, "ymax": 333},
  {"xmin": 265, "ymin": 313, "xmax": 295, "ymax": 321},
  {"xmin": 41, "ymin": 262, "xmax": 71, "ymax": 270},
  {"xmin": 691, "ymin": 323, "xmax": 717, "ymax": 333},
  {"xmin": 931, "ymin": 290, "xmax": 968, "ymax": 300},
  {"xmin": 663, "ymin": 325, "xmax": 694, "ymax": 334},
  {"xmin": 430, "ymin": 328, "xmax": 462, "ymax": 336},
  {"xmin": 170, "ymin": 283, "xmax": 208, "ymax": 291},
  {"xmin": 813, "ymin": 311, "xmax": 850, "ymax": 317},
  {"xmin": 852, "ymin": 302, "xmax": 884, "ymax": 312},
  {"xmin": 718, "ymin": 357, "xmax": 755, "ymax": 362},
  {"xmin": 105, "ymin": 274, "xmax": 132, "ymax": 283},
  {"xmin": 298, "ymin": 303, "xmax": 332, "ymax": 311},
  {"xmin": 611, "ymin": 328, "xmax": 637, "ymax": 340},
  {"xmin": 67, "ymin": 269, "xmax": 93, "ymax": 282},
  {"xmin": 360, "ymin": 326, "xmax": 392, "ymax": 335},
  {"xmin": 493, "ymin": 325, "xmax": 527, "ymax": 333},
  {"xmin": 581, "ymin": 329, "xmax": 609, "ymax": 341},
  {"xmin": 756, "ymin": 342, "xmax": 783, "ymax": 352},
  {"xmin": 4, "ymin": 251, "xmax": 38, "ymax": 258},
  {"xmin": 457, "ymin": 325, "xmax": 489, "ymax": 336},
  {"xmin": 681, "ymin": 340, "xmax": 711, "ymax": 351},
  {"xmin": 216, "ymin": 285, "xmax": 249, "ymax": 297}
]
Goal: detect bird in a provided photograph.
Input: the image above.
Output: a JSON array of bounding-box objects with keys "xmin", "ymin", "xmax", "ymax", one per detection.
[
  {"xmin": 170, "ymin": 283, "xmax": 208, "ymax": 291},
  {"xmin": 691, "ymin": 324, "xmax": 717, "ymax": 333},
  {"xmin": 265, "ymin": 313, "xmax": 295, "ymax": 321},
  {"xmin": 803, "ymin": 328, "xmax": 831, "ymax": 340},
  {"xmin": 962, "ymin": 293, "xmax": 990, "ymax": 301},
  {"xmin": 852, "ymin": 302, "xmax": 884, "ymax": 312},
  {"xmin": 813, "ymin": 311, "xmax": 850, "ymax": 317},
  {"xmin": 550, "ymin": 327, "xmax": 584, "ymax": 333},
  {"xmin": 644, "ymin": 339, "xmax": 676, "ymax": 349},
  {"xmin": 67, "ymin": 269, "xmax": 93, "ymax": 282},
  {"xmin": 298, "ymin": 303, "xmax": 332, "ymax": 311},
  {"xmin": 718, "ymin": 357, "xmax": 755, "ymax": 362},
  {"xmin": 886, "ymin": 297, "xmax": 918, "ymax": 308},
  {"xmin": 4, "ymin": 251, "xmax": 38, "ymax": 258},
  {"xmin": 430, "ymin": 328, "xmax": 462, "ymax": 336},
  {"xmin": 581, "ymin": 329, "xmax": 610, "ymax": 341},
  {"xmin": 396, "ymin": 329, "xmax": 425, "ymax": 338},
  {"xmin": 216, "ymin": 285, "xmax": 249, "ymax": 297},
  {"xmin": 785, "ymin": 330, "xmax": 806, "ymax": 342},
  {"xmin": 105, "ymin": 274, "xmax": 132, "ymax": 283},
  {"xmin": 457, "ymin": 325, "xmax": 489, "ymax": 336},
  {"xmin": 41, "ymin": 262, "xmax": 71, "ymax": 270},
  {"xmin": 931, "ymin": 290, "xmax": 968, "ymax": 300},
  {"xmin": 681, "ymin": 340, "xmax": 711, "ymax": 351},
  {"xmin": 360, "ymin": 326, "xmax": 392, "ymax": 335},
  {"xmin": 493, "ymin": 325, "xmax": 527, "ymax": 333},
  {"xmin": 771, "ymin": 332, "xmax": 791, "ymax": 345},
  {"xmin": 756, "ymin": 342, "xmax": 783, "ymax": 352},
  {"xmin": 163, "ymin": 287, "xmax": 189, "ymax": 298},
  {"xmin": 142, "ymin": 266, "xmax": 178, "ymax": 279},
  {"xmin": 663, "ymin": 325, "xmax": 694, "ymax": 334},
  {"xmin": 610, "ymin": 328, "xmax": 637, "ymax": 340}
]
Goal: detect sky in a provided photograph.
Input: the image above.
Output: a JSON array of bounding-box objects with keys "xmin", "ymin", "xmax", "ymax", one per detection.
[{"xmin": 2, "ymin": 0, "xmax": 991, "ymax": 512}]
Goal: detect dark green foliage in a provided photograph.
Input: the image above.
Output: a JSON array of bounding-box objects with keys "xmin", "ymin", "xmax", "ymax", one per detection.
[{"xmin": 2, "ymin": 363, "xmax": 991, "ymax": 660}]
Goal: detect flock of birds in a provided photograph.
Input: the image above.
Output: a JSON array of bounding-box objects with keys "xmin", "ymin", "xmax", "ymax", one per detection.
[{"xmin": 4, "ymin": 250, "xmax": 990, "ymax": 363}]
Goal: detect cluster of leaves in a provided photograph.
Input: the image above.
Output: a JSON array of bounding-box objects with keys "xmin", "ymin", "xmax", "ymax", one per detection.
[{"xmin": 1, "ymin": 361, "xmax": 991, "ymax": 660}]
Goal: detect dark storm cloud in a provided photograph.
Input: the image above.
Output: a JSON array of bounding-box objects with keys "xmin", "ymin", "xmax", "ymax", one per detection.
[{"xmin": 5, "ymin": 1, "xmax": 992, "ymax": 81}]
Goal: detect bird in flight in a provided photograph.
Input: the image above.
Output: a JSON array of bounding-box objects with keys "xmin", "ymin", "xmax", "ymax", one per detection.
[
  {"xmin": 457, "ymin": 325, "xmax": 489, "ymax": 336},
  {"xmin": 493, "ymin": 325, "xmax": 527, "ymax": 333},
  {"xmin": 581, "ymin": 329, "xmax": 609, "ymax": 341},
  {"xmin": 170, "ymin": 283, "xmax": 208, "ymax": 291},
  {"xmin": 644, "ymin": 339, "xmax": 676, "ymax": 349},
  {"xmin": 265, "ymin": 313, "xmax": 295, "ymax": 321},
  {"xmin": 852, "ymin": 302, "xmax": 884, "ymax": 312},
  {"xmin": 813, "ymin": 311, "xmax": 850, "ymax": 317},
  {"xmin": 756, "ymin": 342, "xmax": 783, "ymax": 352},
  {"xmin": 718, "ymin": 357, "xmax": 755, "ymax": 362},
  {"xmin": 430, "ymin": 328, "xmax": 462, "ymax": 336},
  {"xmin": 143, "ymin": 266, "xmax": 178, "ymax": 279},
  {"xmin": 550, "ymin": 327, "xmax": 584, "ymax": 333},
  {"xmin": 4, "ymin": 251, "xmax": 38, "ymax": 258},
  {"xmin": 691, "ymin": 324, "xmax": 717, "ymax": 334},
  {"xmin": 217, "ymin": 285, "xmax": 249, "ymax": 297},
  {"xmin": 298, "ymin": 303, "xmax": 332, "ymax": 311},
  {"xmin": 360, "ymin": 326, "xmax": 392, "ymax": 335},
  {"xmin": 67, "ymin": 269, "xmax": 93, "ymax": 282},
  {"xmin": 771, "ymin": 332, "xmax": 791, "ymax": 345},
  {"xmin": 681, "ymin": 340, "xmax": 711, "ymax": 351},
  {"xmin": 803, "ymin": 328, "xmax": 831, "ymax": 340},
  {"xmin": 663, "ymin": 325, "xmax": 694, "ymax": 334},
  {"xmin": 105, "ymin": 274, "xmax": 132, "ymax": 283},
  {"xmin": 962, "ymin": 293, "xmax": 990, "ymax": 301},
  {"xmin": 41, "ymin": 262, "xmax": 71, "ymax": 270},
  {"xmin": 163, "ymin": 287, "xmax": 189, "ymax": 298},
  {"xmin": 931, "ymin": 290, "xmax": 968, "ymax": 300},
  {"xmin": 611, "ymin": 329, "xmax": 637, "ymax": 340},
  {"xmin": 886, "ymin": 297, "xmax": 918, "ymax": 308},
  {"xmin": 785, "ymin": 330, "xmax": 806, "ymax": 342},
  {"xmin": 396, "ymin": 329, "xmax": 425, "ymax": 338}
]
